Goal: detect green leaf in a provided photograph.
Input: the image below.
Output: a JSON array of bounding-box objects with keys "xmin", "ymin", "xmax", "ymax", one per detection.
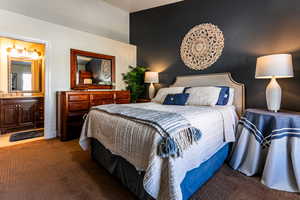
[{"xmin": 122, "ymin": 66, "xmax": 149, "ymax": 102}]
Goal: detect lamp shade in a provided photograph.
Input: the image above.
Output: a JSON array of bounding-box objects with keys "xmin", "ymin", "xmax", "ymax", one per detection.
[
  {"xmin": 144, "ymin": 72, "xmax": 159, "ymax": 83},
  {"xmin": 255, "ymin": 54, "xmax": 294, "ymax": 79}
]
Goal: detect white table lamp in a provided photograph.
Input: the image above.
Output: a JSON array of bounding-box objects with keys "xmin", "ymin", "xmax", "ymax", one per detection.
[
  {"xmin": 255, "ymin": 54, "xmax": 294, "ymax": 112},
  {"xmin": 145, "ymin": 72, "xmax": 159, "ymax": 99}
]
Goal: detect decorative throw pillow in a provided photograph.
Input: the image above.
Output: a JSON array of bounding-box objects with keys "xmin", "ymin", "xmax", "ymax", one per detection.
[
  {"xmin": 217, "ymin": 86, "xmax": 230, "ymax": 105},
  {"xmin": 163, "ymin": 93, "xmax": 190, "ymax": 105},
  {"xmin": 227, "ymin": 88, "xmax": 235, "ymax": 105},
  {"xmin": 216, "ymin": 86, "xmax": 235, "ymax": 105},
  {"xmin": 152, "ymin": 87, "xmax": 185, "ymax": 104},
  {"xmin": 185, "ymin": 86, "xmax": 221, "ymax": 106}
]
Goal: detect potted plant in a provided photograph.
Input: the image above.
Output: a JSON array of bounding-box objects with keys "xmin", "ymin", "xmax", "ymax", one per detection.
[{"xmin": 122, "ymin": 66, "xmax": 148, "ymax": 103}]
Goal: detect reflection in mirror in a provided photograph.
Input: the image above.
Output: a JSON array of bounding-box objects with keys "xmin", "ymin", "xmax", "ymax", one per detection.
[
  {"xmin": 76, "ymin": 55, "xmax": 112, "ymax": 86},
  {"xmin": 9, "ymin": 58, "xmax": 41, "ymax": 93},
  {"xmin": 70, "ymin": 49, "xmax": 115, "ymax": 90},
  {"xmin": 11, "ymin": 60, "xmax": 32, "ymax": 91}
]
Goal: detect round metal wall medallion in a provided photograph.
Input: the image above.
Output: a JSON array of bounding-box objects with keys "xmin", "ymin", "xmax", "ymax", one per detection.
[{"xmin": 180, "ymin": 23, "xmax": 224, "ymax": 70}]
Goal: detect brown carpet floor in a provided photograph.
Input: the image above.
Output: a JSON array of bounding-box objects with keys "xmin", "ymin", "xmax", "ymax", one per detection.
[{"xmin": 0, "ymin": 139, "xmax": 298, "ymax": 200}]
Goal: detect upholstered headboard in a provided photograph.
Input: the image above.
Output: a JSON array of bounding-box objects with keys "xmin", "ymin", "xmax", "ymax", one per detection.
[{"xmin": 170, "ymin": 73, "xmax": 245, "ymax": 116}]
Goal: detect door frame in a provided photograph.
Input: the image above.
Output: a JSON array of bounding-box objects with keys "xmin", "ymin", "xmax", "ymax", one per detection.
[{"xmin": 0, "ymin": 32, "xmax": 53, "ymax": 139}]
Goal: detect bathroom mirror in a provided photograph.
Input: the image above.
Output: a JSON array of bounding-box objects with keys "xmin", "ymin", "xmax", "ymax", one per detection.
[
  {"xmin": 8, "ymin": 57, "xmax": 42, "ymax": 93},
  {"xmin": 70, "ymin": 49, "xmax": 115, "ymax": 90}
]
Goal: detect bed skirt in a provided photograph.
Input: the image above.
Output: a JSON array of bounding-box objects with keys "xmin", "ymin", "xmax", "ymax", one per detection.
[{"xmin": 91, "ymin": 138, "xmax": 230, "ymax": 200}]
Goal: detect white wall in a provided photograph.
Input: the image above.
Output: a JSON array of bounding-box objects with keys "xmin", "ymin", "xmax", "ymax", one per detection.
[
  {"xmin": 0, "ymin": 0, "xmax": 129, "ymax": 43},
  {"xmin": 0, "ymin": 9, "xmax": 136, "ymax": 138}
]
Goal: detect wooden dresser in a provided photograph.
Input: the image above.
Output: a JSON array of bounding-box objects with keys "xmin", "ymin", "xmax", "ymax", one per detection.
[
  {"xmin": 0, "ymin": 96, "xmax": 44, "ymax": 134},
  {"xmin": 57, "ymin": 90, "xmax": 130, "ymax": 141}
]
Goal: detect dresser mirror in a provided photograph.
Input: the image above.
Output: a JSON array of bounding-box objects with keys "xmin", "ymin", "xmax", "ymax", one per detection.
[
  {"xmin": 8, "ymin": 57, "xmax": 42, "ymax": 93},
  {"xmin": 70, "ymin": 49, "xmax": 115, "ymax": 90}
]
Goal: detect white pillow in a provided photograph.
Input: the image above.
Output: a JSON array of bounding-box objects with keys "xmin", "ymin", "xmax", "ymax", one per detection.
[
  {"xmin": 152, "ymin": 87, "xmax": 185, "ymax": 104},
  {"xmin": 185, "ymin": 86, "xmax": 221, "ymax": 106},
  {"xmin": 227, "ymin": 88, "xmax": 235, "ymax": 105}
]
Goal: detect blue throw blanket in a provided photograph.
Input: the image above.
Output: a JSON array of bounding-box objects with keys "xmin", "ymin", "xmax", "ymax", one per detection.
[{"xmin": 91, "ymin": 104, "xmax": 202, "ymax": 158}]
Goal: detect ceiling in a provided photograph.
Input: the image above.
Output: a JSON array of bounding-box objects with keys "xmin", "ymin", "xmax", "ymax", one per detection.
[
  {"xmin": 102, "ymin": 0, "xmax": 184, "ymax": 13},
  {"xmin": 0, "ymin": 0, "xmax": 130, "ymax": 42}
]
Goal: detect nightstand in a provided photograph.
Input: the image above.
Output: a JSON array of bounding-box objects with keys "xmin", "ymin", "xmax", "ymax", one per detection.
[
  {"xmin": 229, "ymin": 108, "xmax": 300, "ymax": 193},
  {"xmin": 136, "ymin": 98, "xmax": 151, "ymax": 103}
]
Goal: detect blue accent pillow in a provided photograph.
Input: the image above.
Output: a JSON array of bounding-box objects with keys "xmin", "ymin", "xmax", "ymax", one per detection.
[
  {"xmin": 163, "ymin": 93, "xmax": 190, "ymax": 105},
  {"xmin": 217, "ymin": 86, "xmax": 230, "ymax": 105}
]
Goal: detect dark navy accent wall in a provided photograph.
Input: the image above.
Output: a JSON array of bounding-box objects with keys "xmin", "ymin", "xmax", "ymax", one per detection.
[{"xmin": 130, "ymin": 0, "xmax": 300, "ymax": 111}]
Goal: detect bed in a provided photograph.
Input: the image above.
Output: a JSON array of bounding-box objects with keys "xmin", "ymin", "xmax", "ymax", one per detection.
[{"xmin": 80, "ymin": 73, "xmax": 245, "ymax": 200}]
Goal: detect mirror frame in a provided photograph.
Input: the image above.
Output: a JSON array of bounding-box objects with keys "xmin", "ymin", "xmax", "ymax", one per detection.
[
  {"xmin": 8, "ymin": 57, "xmax": 42, "ymax": 93},
  {"xmin": 70, "ymin": 49, "xmax": 116, "ymax": 90}
]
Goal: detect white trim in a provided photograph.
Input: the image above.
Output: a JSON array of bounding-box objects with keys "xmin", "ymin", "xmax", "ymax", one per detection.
[
  {"xmin": 271, "ymin": 132, "xmax": 300, "ymax": 138},
  {"xmin": 239, "ymin": 121, "xmax": 263, "ymax": 142},
  {"xmin": 0, "ymin": 32, "xmax": 55, "ymax": 139},
  {"xmin": 44, "ymin": 39, "xmax": 56, "ymax": 139},
  {"xmin": 240, "ymin": 117, "xmax": 264, "ymax": 137},
  {"xmin": 272, "ymin": 128, "xmax": 300, "ymax": 133}
]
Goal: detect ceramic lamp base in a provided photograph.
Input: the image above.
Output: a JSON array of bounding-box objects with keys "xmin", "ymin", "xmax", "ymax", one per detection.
[
  {"xmin": 149, "ymin": 83, "xmax": 155, "ymax": 99},
  {"xmin": 266, "ymin": 77, "xmax": 282, "ymax": 112}
]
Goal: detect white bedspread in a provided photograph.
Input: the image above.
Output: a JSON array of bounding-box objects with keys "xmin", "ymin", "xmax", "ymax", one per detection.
[{"xmin": 80, "ymin": 103, "xmax": 238, "ymax": 200}]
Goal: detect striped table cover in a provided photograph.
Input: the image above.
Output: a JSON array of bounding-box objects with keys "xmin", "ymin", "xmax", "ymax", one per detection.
[{"xmin": 229, "ymin": 109, "xmax": 300, "ymax": 193}]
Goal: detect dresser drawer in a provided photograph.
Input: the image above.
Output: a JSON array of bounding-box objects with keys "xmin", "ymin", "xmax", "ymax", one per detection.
[
  {"xmin": 68, "ymin": 94, "xmax": 89, "ymax": 102},
  {"xmin": 91, "ymin": 94, "xmax": 114, "ymax": 100},
  {"xmin": 91, "ymin": 99, "xmax": 115, "ymax": 106},
  {"xmin": 69, "ymin": 102, "xmax": 89, "ymax": 111},
  {"xmin": 116, "ymin": 91, "xmax": 130, "ymax": 99},
  {"xmin": 57, "ymin": 90, "xmax": 131, "ymax": 141},
  {"xmin": 116, "ymin": 99, "xmax": 130, "ymax": 104}
]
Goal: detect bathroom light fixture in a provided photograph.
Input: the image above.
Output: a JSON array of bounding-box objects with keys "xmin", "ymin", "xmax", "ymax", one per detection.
[
  {"xmin": 7, "ymin": 46, "xmax": 40, "ymax": 59},
  {"xmin": 7, "ymin": 44, "xmax": 19, "ymax": 57},
  {"xmin": 31, "ymin": 49, "xmax": 40, "ymax": 60}
]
